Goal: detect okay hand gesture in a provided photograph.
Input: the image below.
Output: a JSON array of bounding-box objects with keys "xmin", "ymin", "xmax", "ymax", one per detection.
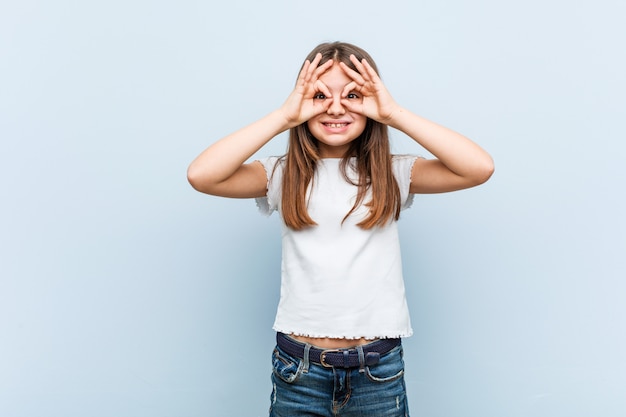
[
  {"xmin": 280, "ymin": 53, "xmax": 334, "ymax": 128},
  {"xmin": 339, "ymin": 55, "xmax": 401, "ymax": 124}
]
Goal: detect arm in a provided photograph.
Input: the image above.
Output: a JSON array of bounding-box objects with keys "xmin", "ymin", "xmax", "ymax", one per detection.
[
  {"xmin": 187, "ymin": 110, "xmax": 290, "ymax": 198},
  {"xmin": 339, "ymin": 56, "xmax": 494, "ymax": 194},
  {"xmin": 187, "ymin": 54, "xmax": 334, "ymax": 198},
  {"xmin": 388, "ymin": 110, "xmax": 495, "ymax": 194}
]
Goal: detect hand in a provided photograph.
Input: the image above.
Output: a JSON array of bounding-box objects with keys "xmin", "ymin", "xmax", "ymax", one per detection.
[
  {"xmin": 339, "ymin": 55, "xmax": 400, "ymax": 124},
  {"xmin": 279, "ymin": 53, "xmax": 334, "ymax": 128}
]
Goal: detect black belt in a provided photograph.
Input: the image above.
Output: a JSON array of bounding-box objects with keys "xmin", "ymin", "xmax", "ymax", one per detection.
[{"xmin": 276, "ymin": 332, "xmax": 401, "ymax": 368}]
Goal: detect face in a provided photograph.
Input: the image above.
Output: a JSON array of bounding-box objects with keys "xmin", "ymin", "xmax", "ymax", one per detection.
[{"xmin": 307, "ymin": 64, "xmax": 367, "ymax": 158}]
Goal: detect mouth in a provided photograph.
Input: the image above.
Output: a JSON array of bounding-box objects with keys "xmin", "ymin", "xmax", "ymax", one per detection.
[{"xmin": 322, "ymin": 122, "xmax": 350, "ymax": 128}]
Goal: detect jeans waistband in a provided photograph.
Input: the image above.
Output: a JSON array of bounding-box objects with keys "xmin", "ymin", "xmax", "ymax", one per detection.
[{"xmin": 276, "ymin": 332, "xmax": 401, "ymax": 368}]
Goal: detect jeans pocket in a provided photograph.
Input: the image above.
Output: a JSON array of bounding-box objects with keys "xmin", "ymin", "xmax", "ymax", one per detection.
[
  {"xmin": 271, "ymin": 346, "xmax": 303, "ymax": 384},
  {"xmin": 365, "ymin": 346, "xmax": 405, "ymax": 383}
]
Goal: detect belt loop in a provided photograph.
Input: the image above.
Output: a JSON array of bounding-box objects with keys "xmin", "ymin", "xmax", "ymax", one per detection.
[
  {"xmin": 342, "ymin": 350, "xmax": 350, "ymax": 368},
  {"xmin": 302, "ymin": 343, "xmax": 311, "ymax": 373},
  {"xmin": 356, "ymin": 345, "xmax": 365, "ymax": 373}
]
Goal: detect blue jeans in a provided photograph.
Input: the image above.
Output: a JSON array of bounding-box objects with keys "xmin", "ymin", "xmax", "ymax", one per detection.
[{"xmin": 269, "ymin": 338, "xmax": 409, "ymax": 417}]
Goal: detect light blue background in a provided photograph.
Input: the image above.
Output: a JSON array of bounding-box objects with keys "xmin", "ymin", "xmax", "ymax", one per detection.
[{"xmin": 1, "ymin": 0, "xmax": 625, "ymax": 416}]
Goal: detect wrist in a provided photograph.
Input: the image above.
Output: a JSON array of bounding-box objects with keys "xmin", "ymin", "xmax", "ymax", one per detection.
[
  {"xmin": 381, "ymin": 105, "xmax": 405, "ymax": 127},
  {"xmin": 272, "ymin": 108, "xmax": 297, "ymax": 131}
]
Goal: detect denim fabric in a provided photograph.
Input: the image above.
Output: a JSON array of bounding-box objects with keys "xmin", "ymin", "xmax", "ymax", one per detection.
[{"xmin": 269, "ymin": 341, "xmax": 409, "ymax": 417}]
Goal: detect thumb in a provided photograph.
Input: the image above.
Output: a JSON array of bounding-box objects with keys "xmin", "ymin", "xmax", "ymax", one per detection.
[{"xmin": 340, "ymin": 98, "xmax": 364, "ymax": 116}]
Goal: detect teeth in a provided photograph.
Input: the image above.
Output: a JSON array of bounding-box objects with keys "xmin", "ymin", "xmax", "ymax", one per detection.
[{"xmin": 325, "ymin": 123, "xmax": 348, "ymax": 128}]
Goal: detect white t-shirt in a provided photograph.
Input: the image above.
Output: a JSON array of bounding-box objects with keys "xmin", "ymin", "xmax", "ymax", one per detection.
[{"xmin": 256, "ymin": 155, "xmax": 418, "ymax": 339}]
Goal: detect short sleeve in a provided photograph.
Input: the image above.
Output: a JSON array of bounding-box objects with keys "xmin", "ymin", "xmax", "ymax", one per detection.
[
  {"xmin": 392, "ymin": 154, "xmax": 419, "ymax": 210},
  {"xmin": 255, "ymin": 156, "xmax": 283, "ymax": 216}
]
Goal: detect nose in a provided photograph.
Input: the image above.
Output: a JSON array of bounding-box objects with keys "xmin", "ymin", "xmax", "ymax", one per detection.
[{"xmin": 327, "ymin": 97, "xmax": 345, "ymax": 115}]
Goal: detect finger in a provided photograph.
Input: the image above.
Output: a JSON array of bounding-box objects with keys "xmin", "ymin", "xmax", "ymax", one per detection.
[
  {"xmin": 350, "ymin": 55, "xmax": 382, "ymax": 85},
  {"xmin": 341, "ymin": 81, "xmax": 360, "ymax": 98},
  {"xmin": 304, "ymin": 53, "xmax": 323, "ymax": 81},
  {"xmin": 314, "ymin": 79, "xmax": 333, "ymax": 98},
  {"xmin": 319, "ymin": 97, "xmax": 333, "ymax": 113},
  {"xmin": 348, "ymin": 54, "xmax": 371, "ymax": 81},
  {"xmin": 312, "ymin": 58, "xmax": 334, "ymax": 80},
  {"xmin": 359, "ymin": 57, "xmax": 382, "ymax": 82},
  {"xmin": 339, "ymin": 61, "xmax": 365, "ymax": 85},
  {"xmin": 310, "ymin": 52, "xmax": 323, "ymax": 69},
  {"xmin": 339, "ymin": 98, "xmax": 363, "ymax": 115},
  {"xmin": 297, "ymin": 59, "xmax": 311, "ymax": 85},
  {"xmin": 309, "ymin": 95, "xmax": 333, "ymax": 119}
]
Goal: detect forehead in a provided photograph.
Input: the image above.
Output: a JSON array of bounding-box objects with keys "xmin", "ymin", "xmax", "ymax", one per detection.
[{"xmin": 318, "ymin": 64, "xmax": 351, "ymax": 89}]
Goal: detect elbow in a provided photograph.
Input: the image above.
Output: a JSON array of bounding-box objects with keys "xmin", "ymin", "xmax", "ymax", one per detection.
[
  {"xmin": 187, "ymin": 170, "xmax": 201, "ymax": 192},
  {"xmin": 187, "ymin": 164, "xmax": 209, "ymax": 193},
  {"xmin": 472, "ymin": 157, "xmax": 495, "ymax": 186},
  {"xmin": 187, "ymin": 163, "xmax": 229, "ymax": 195}
]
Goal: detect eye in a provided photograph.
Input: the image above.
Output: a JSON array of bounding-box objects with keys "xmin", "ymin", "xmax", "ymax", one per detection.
[
  {"xmin": 346, "ymin": 92, "xmax": 359, "ymax": 99},
  {"xmin": 313, "ymin": 93, "xmax": 327, "ymax": 100}
]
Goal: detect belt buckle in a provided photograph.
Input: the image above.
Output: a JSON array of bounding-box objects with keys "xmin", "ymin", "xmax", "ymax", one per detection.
[{"xmin": 319, "ymin": 349, "xmax": 342, "ymax": 368}]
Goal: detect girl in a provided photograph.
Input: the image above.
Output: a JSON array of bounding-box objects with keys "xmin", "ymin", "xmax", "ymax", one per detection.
[{"xmin": 188, "ymin": 42, "xmax": 494, "ymax": 417}]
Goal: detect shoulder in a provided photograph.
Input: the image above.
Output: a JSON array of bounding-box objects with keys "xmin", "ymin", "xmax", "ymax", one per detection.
[
  {"xmin": 391, "ymin": 154, "xmax": 421, "ymax": 209},
  {"xmin": 392, "ymin": 154, "xmax": 420, "ymax": 163},
  {"xmin": 254, "ymin": 156, "xmax": 286, "ymax": 215},
  {"xmin": 256, "ymin": 155, "xmax": 286, "ymax": 182},
  {"xmin": 257, "ymin": 155, "xmax": 284, "ymax": 172},
  {"xmin": 391, "ymin": 154, "xmax": 420, "ymax": 177}
]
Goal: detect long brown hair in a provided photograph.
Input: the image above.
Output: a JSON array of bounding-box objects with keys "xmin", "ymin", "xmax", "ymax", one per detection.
[{"xmin": 281, "ymin": 42, "xmax": 401, "ymax": 230}]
